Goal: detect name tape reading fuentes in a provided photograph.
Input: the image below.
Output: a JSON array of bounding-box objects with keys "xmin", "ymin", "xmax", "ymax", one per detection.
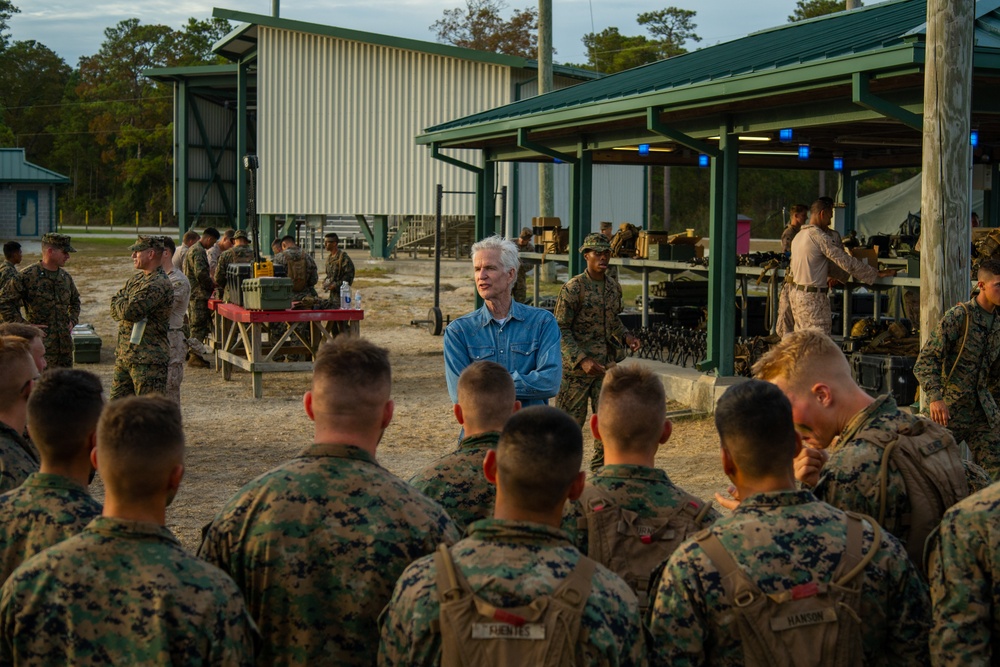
[
  {"xmin": 770, "ymin": 607, "xmax": 838, "ymax": 632},
  {"xmin": 471, "ymin": 623, "xmax": 546, "ymax": 640}
]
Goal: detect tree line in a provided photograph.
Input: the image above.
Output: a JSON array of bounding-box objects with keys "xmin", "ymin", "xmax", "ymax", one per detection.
[
  {"xmin": 0, "ymin": 0, "xmax": 908, "ymax": 237},
  {"xmin": 0, "ymin": 1, "xmax": 230, "ymax": 224}
]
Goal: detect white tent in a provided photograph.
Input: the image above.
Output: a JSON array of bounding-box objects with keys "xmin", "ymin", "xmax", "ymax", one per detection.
[{"xmin": 855, "ymin": 173, "xmax": 986, "ymax": 239}]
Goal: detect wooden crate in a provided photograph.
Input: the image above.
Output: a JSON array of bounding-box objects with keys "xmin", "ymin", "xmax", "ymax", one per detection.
[{"xmin": 636, "ymin": 231, "xmax": 671, "ymax": 258}]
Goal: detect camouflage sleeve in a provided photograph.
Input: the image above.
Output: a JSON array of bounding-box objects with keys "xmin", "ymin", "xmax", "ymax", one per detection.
[
  {"xmin": 68, "ymin": 275, "xmax": 80, "ymax": 325},
  {"xmin": 912, "ymin": 306, "xmax": 965, "ymax": 404},
  {"xmin": 214, "ymin": 254, "xmax": 228, "ymax": 287},
  {"xmin": 376, "ymin": 558, "xmax": 440, "ymax": 667},
  {"xmin": 343, "ymin": 254, "xmax": 355, "ymax": 287},
  {"xmin": 190, "ymin": 249, "xmax": 213, "ymax": 295},
  {"xmin": 555, "ymin": 280, "xmax": 586, "ymax": 368},
  {"xmin": 610, "ymin": 278, "xmax": 628, "ymax": 340},
  {"xmin": 876, "ymin": 531, "xmax": 932, "ymax": 666},
  {"xmin": 812, "ymin": 446, "xmax": 909, "ymax": 538},
  {"xmin": 816, "ymin": 231, "xmax": 879, "ymax": 284},
  {"xmin": 929, "ymin": 500, "xmax": 994, "ymax": 664},
  {"xmin": 112, "ymin": 276, "xmax": 173, "ymax": 323},
  {"xmin": 208, "ymin": 578, "xmax": 261, "ymax": 667},
  {"xmin": 560, "ymin": 501, "xmax": 588, "ymax": 554},
  {"xmin": 307, "ymin": 255, "xmax": 319, "ymax": 288},
  {"xmin": 0, "ymin": 274, "xmax": 25, "ymax": 323},
  {"xmin": 646, "ymin": 545, "xmax": 711, "ymax": 666}
]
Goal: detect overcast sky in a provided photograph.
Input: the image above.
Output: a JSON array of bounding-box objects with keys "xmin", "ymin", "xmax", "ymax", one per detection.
[{"xmin": 9, "ymin": 0, "xmax": 836, "ymax": 67}]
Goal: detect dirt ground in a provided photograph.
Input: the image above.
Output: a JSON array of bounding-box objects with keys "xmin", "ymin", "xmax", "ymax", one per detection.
[{"xmin": 54, "ymin": 239, "xmax": 729, "ymax": 551}]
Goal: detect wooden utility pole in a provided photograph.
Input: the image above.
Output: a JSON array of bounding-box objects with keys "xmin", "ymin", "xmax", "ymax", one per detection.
[
  {"xmin": 538, "ymin": 0, "xmax": 554, "ymax": 219},
  {"xmin": 846, "ymin": 0, "xmax": 861, "ymax": 9},
  {"xmin": 920, "ymin": 0, "xmax": 974, "ymax": 344}
]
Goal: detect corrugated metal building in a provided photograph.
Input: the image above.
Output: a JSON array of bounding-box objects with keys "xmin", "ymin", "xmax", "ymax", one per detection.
[
  {"xmin": 149, "ymin": 10, "xmax": 645, "ymax": 246},
  {"xmin": 0, "ymin": 148, "xmax": 70, "ymax": 240}
]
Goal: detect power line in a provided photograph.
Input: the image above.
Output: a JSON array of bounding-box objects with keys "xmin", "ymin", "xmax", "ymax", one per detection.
[{"xmin": 2, "ymin": 94, "xmax": 172, "ymax": 111}]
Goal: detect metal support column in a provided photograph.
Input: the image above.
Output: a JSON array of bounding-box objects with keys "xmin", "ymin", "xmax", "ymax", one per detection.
[
  {"xmin": 176, "ymin": 81, "xmax": 189, "ymax": 236},
  {"xmin": 236, "ymin": 59, "xmax": 250, "ymax": 230},
  {"xmin": 990, "ymin": 163, "xmax": 1000, "ymax": 227},
  {"xmin": 843, "ymin": 171, "xmax": 859, "ymax": 235},
  {"xmin": 476, "ymin": 160, "xmax": 497, "ymax": 240},
  {"xmin": 568, "ymin": 150, "xmax": 592, "ymax": 277},
  {"xmin": 701, "ymin": 124, "xmax": 737, "ymax": 376}
]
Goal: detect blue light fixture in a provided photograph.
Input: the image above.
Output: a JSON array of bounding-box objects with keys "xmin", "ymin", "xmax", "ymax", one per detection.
[
  {"xmin": 698, "ymin": 154, "xmax": 710, "ymax": 168},
  {"xmin": 971, "ymin": 130, "xmax": 980, "ymax": 147},
  {"xmin": 798, "ymin": 144, "xmax": 810, "ymax": 160},
  {"xmin": 638, "ymin": 144, "xmax": 650, "ymax": 156},
  {"xmin": 833, "ymin": 156, "xmax": 844, "ymax": 171},
  {"xmin": 779, "ymin": 128, "xmax": 794, "ymax": 142}
]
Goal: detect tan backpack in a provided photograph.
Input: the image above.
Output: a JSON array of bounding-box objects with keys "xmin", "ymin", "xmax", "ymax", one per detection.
[
  {"xmin": 696, "ymin": 512, "xmax": 881, "ymax": 667},
  {"xmin": 284, "ymin": 252, "xmax": 309, "ymax": 292},
  {"xmin": 864, "ymin": 415, "xmax": 970, "ymax": 572},
  {"xmin": 575, "ymin": 485, "xmax": 713, "ymax": 612},
  {"xmin": 434, "ymin": 544, "xmax": 595, "ymax": 667}
]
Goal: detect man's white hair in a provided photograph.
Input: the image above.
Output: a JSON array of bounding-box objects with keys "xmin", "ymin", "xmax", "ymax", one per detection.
[{"xmin": 470, "ymin": 235, "xmax": 520, "ymax": 274}]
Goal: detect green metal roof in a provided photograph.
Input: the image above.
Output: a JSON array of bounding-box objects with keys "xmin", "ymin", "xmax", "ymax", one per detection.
[
  {"xmin": 0, "ymin": 149, "xmax": 69, "ymax": 184},
  {"xmin": 211, "ymin": 8, "xmax": 600, "ymax": 81},
  {"xmin": 425, "ymin": 0, "xmax": 932, "ymax": 135}
]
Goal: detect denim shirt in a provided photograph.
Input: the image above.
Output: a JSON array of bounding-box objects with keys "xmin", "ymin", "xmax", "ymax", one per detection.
[{"xmin": 443, "ymin": 301, "xmax": 562, "ymax": 406}]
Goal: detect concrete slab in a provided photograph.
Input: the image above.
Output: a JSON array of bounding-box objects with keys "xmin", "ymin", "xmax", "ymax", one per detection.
[{"xmin": 621, "ymin": 358, "xmax": 747, "ymax": 414}]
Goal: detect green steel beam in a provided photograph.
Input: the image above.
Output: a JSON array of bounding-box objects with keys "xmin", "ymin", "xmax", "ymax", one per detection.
[
  {"xmin": 852, "ymin": 72, "xmax": 922, "ymax": 131},
  {"xmin": 646, "ymin": 108, "xmax": 719, "ymax": 157},
  {"xmin": 700, "ymin": 123, "xmax": 738, "ymax": 375},
  {"xmin": 991, "ymin": 164, "xmax": 1000, "ymax": 227},
  {"xmin": 568, "ymin": 149, "xmax": 593, "ymax": 277},
  {"xmin": 176, "ymin": 80, "xmax": 189, "ymax": 235},
  {"xmin": 430, "ymin": 143, "xmax": 483, "ymax": 175},
  {"xmin": 843, "ymin": 171, "xmax": 858, "ymax": 235},
  {"xmin": 516, "ymin": 128, "xmax": 578, "ymax": 164},
  {"xmin": 236, "ymin": 58, "xmax": 250, "ymax": 230}
]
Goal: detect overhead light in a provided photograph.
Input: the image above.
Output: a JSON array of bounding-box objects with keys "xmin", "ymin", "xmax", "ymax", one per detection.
[
  {"xmin": 833, "ymin": 156, "xmax": 844, "ymax": 171},
  {"xmin": 798, "ymin": 145, "xmax": 810, "ymax": 160},
  {"xmin": 708, "ymin": 135, "xmax": 772, "ymax": 142},
  {"xmin": 611, "ymin": 145, "xmax": 675, "ymax": 153},
  {"xmin": 698, "ymin": 154, "xmax": 710, "ymax": 167},
  {"xmin": 971, "ymin": 130, "xmax": 980, "ymax": 147},
  {"xmin": 739, "ymin": 150, "xmax": 800, "ymax": 156},
  {"xmin": 779, "ymin": 128, "xmax": 794, "ymax": 142},
  {"xmin": 638, "ymin": 144, "xmax": 650, "ymax": 156},
  {"xmin": 836, "ymin": 135, "xmax": 922, "ymax": 147}
]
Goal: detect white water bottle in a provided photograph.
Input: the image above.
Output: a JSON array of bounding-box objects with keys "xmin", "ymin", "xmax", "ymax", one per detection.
[
  {"xmin": 340, "ymin": 281, "xmax": 351, "ymax": 309},
  {"xmin": 353, "ymin": 290, "xmax": 361, "ymax": 310},
  {"xmin": 130, "ymin": 319, "xmax": 147, "ymax": 345}
]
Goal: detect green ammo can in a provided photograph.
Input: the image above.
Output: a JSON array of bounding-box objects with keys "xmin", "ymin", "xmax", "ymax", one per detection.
[
  {"xmin": 242, "ymin": 277, "xmax": 294, "ymax": 310},
  {"xmin": 72, "ymin": 324, "xmax": 102, "ymax": 364}
]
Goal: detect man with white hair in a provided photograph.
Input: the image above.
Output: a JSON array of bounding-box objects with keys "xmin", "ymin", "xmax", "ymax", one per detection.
[{"xmin": 443, "ymin": 235, "xmax": 561, "ymax": 407}]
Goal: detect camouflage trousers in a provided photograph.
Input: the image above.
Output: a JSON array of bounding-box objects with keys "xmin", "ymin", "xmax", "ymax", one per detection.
[
  {"xmin": 776, "ymin": 283, "xmax": 794, "ymax": 338},
  {"xmin": 788, "ymin": 289, "xmax": 831, "ymax": 334},
  {"xmin": 110, "ymin": 359, "xmax": 168, "ymax": 400},
  {"xmin": 557, "ymin": 373, "xmax": 604, "ymax": 471},
  {"xmin": 188, "ymin": 296, "xmax": 211, "ymax": 342},
  {"xmin": 166, "ymin": 331, "xmax": 186, "ymax": 404},
  {"xmin": 953, "ymin": 425, "xmax": 1000, "ymax": 480}
]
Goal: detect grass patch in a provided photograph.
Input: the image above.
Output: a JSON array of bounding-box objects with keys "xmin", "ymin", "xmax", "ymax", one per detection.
[{"xmin": 356, "ymin": 265, "xmax": 394, "ymax": 277}]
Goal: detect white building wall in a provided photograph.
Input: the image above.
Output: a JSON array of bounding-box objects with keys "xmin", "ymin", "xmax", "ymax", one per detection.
[
  {"xmin": 514, "ymin": 163, "xmax": 647, "ymax": 232},
  {"xmin": 258, "ymin": 27, "xmax": 515, "ymax": 217}
]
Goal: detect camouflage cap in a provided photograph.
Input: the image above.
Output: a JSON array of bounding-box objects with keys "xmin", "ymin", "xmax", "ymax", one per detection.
[
  {"xmin": 519, "ymin": 227, "xmax": 533, "ymax": 239},
  {"xmin": 128, "ymin": 235, "xmax": 166, "ymax": 252},
  {"xmin": 579, "ymin": 233, "xmax": 611, "ymax": 254},
  {"xmin": 233, "ymin": 230, "xmax": 249, "ymax": 240},
  {"xmin": 600, "ymin": 221, "xmax": 613, "ymax": 230},
  {"xmin": 40, "ymin": 233, "xmax": 76, "ymax": 253}
]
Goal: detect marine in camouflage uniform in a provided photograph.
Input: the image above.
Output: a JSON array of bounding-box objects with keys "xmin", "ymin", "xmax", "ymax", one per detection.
[
  {"xmin": 109, "ymin": 237, "xmax": 174, "ymax": 399},
  {"xmin": 214, "ymin": 232, "xmax": 256, "ymax": 303},
  {"xmin": 0, "ymin": 422, "xmax": 38, "ymax": 494},
  {"xmin": 321, "ymin": 234, "xmax": 355, "ymax": 299},
  {"xmin": 0, "ymin": 516, "xmax": 257, "ymax": 665},
  {"xmin": 274, "ymin": 243, "xmax": 319, "ymax": 301},
  {"xmin": 555, "ymin": 234, "xmax": 636, "ymax": 469},
  {"xmin": 929, "ymin": 481, "xmax": 1000, "ymax": 663},
  {"xmin": 378, "ymin": 518, "xmax": 646, "ymax": 667},
  {"xmin": 913, "ymin": 293, "xmax": 1000, "ymax": 479},
  {"xmin": 164, "ymin": 257, "xmax": 191, "ymax": 404},
  {"xmin": 0, "ymin": 472, "xmax": 101, "ymax": 581},
  {"xmin": 809, "ymin": 394, "xmax": 985, "ymax": 543},
  {"xmin": 775, "ymin": 205, "xmax": 807, "ymax": 338},
  {"xmin": 0, "ymin": 260, "xmax": 17, "ymax": 295},
  {"xmin": 183, "ymin": 234, "xmax": 215, "ymax": 342},
  {"xmin": 0, "ymin": 233, "xmax": 80, "ymax": 369},
  {"xmin": 647, "ymin": 489, "xmax": 931, "ymax": 666},
  {"xmin": 199, "ymin": 443, "xmax": 461, "ymax": 666},
  {"xmin": 408, "ymin": 431, "xmax": 498, "ymax": 530},
  {"xmin": 562, "ymin": 464, "xmax": 721, "ymax": 555},
  {"xmin": 512, "ymin": 228, "xmax": 533, "ymax": 304}
]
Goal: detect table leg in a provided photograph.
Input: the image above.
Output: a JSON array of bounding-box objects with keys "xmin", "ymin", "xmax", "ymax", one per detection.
[{"xmin": 251, "ymin": 321, "xmax": 263, "ymax": 399}]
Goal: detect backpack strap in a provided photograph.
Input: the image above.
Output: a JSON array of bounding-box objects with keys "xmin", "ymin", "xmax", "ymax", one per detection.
[
  {"xmin": 435, "ymin": 543, "xmax": 467, "ymax": 604},
  {"xmin": 549, "ymin": 556, "xmax": 597, "ymax": 611},
  {"xmin": 831, "ymin": 512, "xmax": 881, "ymax": 589},
  {"xmin": 944, "ymin": 302, "xmax": 970, "ymax": 388},
  {"xmin": 696, "ymin": 531, "xmax": 763, "ymax": 608},
  {"xmin": 876, "ymin": 436, "xmax": 902, "ymax": 528}
]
